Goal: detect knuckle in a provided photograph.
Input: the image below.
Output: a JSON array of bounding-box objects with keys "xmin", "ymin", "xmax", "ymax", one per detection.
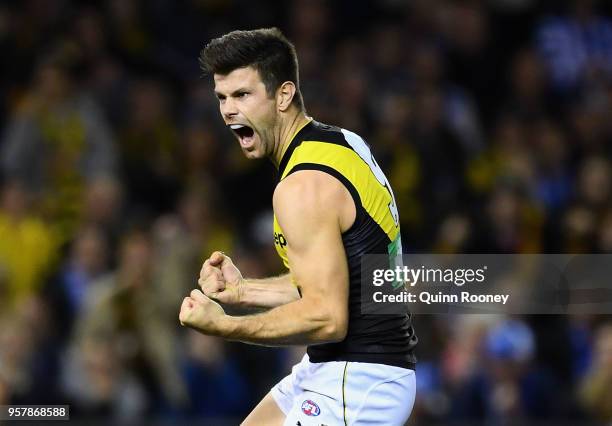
[{"xmin": 201, "ymin": 276, "xmax": 220, "ymax": 288}]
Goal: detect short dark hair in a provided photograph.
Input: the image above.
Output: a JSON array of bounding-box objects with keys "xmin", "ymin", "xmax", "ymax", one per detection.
[{"xmin": 199, "ymin": 28, "xmax": 304, "ymax": 110}]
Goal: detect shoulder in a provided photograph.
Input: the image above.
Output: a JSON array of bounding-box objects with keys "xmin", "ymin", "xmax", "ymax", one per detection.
[
  {"xmin": 274, "ymin": 170, "xmax": 346, "ymax": 217},
  {"xmin": 273, "ymin": 169, "xmax": 354, "ymax": 235},
  {"xmin": 298, "ymin": 123, "xmax": 372, "ymax": 169}
]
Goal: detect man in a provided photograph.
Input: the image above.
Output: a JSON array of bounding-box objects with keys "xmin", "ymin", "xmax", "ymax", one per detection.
[{"xmin": 179, "ymin": 28, "xmax": 417, "ymax": 425}]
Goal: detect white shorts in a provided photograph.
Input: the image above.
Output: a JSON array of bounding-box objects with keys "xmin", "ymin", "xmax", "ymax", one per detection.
[{"xmin": 271, "ymin": 354, "xmax": 416, "ymax": 426}]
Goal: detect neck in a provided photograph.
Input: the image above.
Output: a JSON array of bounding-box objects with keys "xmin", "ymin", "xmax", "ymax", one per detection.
[{"xmin": 271, "ymin": 108, "xmax": 310, "ymax": 168}]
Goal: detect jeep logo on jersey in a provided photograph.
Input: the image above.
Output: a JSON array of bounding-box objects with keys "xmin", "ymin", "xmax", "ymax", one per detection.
[
  {"xmin": 274, "ymin": 232, "xmax": 287, "ymax": 248},
  {"xmin": 301, "ymin": 400, "xmax": 320, "ymax": 416}
]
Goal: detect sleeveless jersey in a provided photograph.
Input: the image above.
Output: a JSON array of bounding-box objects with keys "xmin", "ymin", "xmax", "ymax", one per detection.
[{"xmin": 273, "ymin": 120, "xmax": 417, "ymax": 369}]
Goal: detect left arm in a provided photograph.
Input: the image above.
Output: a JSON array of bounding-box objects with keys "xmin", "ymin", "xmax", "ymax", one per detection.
[{"xmin": 179, "ymin": 171, "xmax": 352, "ymax": 345}]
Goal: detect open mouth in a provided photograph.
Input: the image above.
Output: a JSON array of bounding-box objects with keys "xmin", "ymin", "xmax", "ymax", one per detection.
[{"xmin": 229, "ymin": 124, "xmax": 256, "ymax": 148}]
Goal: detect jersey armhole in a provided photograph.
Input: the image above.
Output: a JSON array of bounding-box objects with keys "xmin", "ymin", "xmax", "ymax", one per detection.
[{"xmin": 285, "ymin": 162, "xmax": 365, "ymax": 235}]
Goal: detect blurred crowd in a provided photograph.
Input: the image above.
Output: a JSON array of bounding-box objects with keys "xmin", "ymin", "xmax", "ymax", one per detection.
[{"xmin": 0, "ymin": 0, "xmax": 612, "ymax": 424}]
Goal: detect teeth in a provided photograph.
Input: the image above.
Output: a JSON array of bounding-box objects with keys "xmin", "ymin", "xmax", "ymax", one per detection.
[{"xmin": 230, "ymin": 124, "xmax": 245, "ymax": 130}]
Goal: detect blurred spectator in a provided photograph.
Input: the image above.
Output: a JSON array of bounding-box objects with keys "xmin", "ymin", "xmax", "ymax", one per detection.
[
  {"xmin": 531, "ymin": 119, "xmax": 572, "ymax": 212},
  {"xmin": 474, "ymin": 183, "xmax": 543, "ymax": 253},
  {"xmin": 82, "ymin": 176, "xmax": 124, "ymax": 239},
  {"xmin": 442, "ymin": 2, "xmax": 499, "ymax": 121},
  {"xmin": 0, "ymin": 298, "xmax": 61, "ymax": 405},
  {"xmin": 180, "ymin": 123, "xmax": 225, "ymax": 184},
  {"xmin": 505, "ymin": 48, "xmax": 550, "ymax": 121},
  {"xmin": 561, "ymin": 204, "xmax": 597, "ymax": 253},
  {"xmin": 575, "ymin": 156, "xmax": 612, "ymax": 211},
  {"xmin": 410, "ymin": 42, "xmax": 484, "ymax": 154},
  {"xmin": 152, "ymin": 184, "xmax": 235, "ymax": 321},
  {"xmin": 120, "ymin": 78, "xmax": 181, "ymax": 214},
  {"xmin": 433, "ymin": 213, "xmax": 473, "ymax": 253},
  {"xmin": 68, "ymin": 229, "xmax": 187, "ymax": 416},
  {"xmin": 0, "ymin": 314, "xmax": 36, "ymax": 405},
  {"xmin": 327, "ymin": 62, "xmax": 370, "ymax": 135},
  {"xmin": 0, "ymin": 375, "xmax": 8, "ymax": 405},
  {"xmin": 62, "ymin": 334, "xmax": 148, "ymax": 420},
  {"xmin": 536, "ymin": 0, "xmax": 612, "ymax": 92},
  {"xmin": 46, "ymin": 225, "xmax": 111, "ymax": 341},
  {"xmin": 579, "ymin": 322, "xmax": 612, "ymax": 422},
  {"xmin": 0, "ymin": 180, "xmax": 58, "ymax": 309},
  {"xmin": 70, "ymin": 6, "xmax": 130, "ymax": 127},
  {"xmin": 107, "ymin": 0, "xmax": 153, "ymax": 62},
  {"xmin": 452, "ymin": 317, "xmax": 563, "ymax": 422},
  {"xmin": 597, "ymin": 207, "xmax": 612, "ymax": 252},
  {"xmin": 411, "ymin": 86, "xmax": 469, "ymax": 232},
  {"xmin": 372, "ymin": 92, "xmax": 423, "ymax": 237},
  {"xmin": 468, "ymin": 115, "xmax": 535, "ymax": 193},
  {"xmin": 1, "ymin": 41, "xmax": 117, "ymax": 243},
  {"xmin": 0, "ymin": 262, "xmax": 8, "ymax": 313},
  {"xmin": 180, "ymin": 332, "xmax": 251, "ymax": 418},
  {"xmin": 568, "ymin": 92, "xmax": 611, "ymax": 155}
]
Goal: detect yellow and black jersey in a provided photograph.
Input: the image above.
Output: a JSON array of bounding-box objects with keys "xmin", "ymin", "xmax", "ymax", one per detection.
[{"xmin": 273, "ymin": 119, "xmax": 417, "ymax": 369}]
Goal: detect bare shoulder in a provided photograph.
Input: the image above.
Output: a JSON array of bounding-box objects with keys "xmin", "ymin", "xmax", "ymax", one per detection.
[{"xmin": 273, "ymin": 170, "xmax": 355, "ymax": 233}]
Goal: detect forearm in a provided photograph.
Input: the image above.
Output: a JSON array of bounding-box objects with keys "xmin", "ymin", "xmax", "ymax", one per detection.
[
  {"xmin": 239, "ymin": 273, "xmax": 301, "ymax": 309},
  {"xmin": 213, "ymin": 297, "xmax": 344, "ymax": 346}
]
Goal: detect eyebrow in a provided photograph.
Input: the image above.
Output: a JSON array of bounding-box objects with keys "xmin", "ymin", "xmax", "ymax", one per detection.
[{"xmin": 214, "ymin": 88, "xmax": 251, "ymax": 98}]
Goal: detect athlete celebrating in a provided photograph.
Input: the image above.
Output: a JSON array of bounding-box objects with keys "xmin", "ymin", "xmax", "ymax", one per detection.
[{"xmin": 179, "ymin": 27, "xmax": 417, "ymax": 425}]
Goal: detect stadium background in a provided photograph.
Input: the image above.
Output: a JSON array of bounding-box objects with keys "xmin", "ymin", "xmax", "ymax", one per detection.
[{"xmin": 0, "ymin": 0, "xmax": 612, "ymax": 424}]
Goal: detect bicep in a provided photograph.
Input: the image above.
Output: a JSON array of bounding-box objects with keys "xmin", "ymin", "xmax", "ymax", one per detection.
[
  {"xmin": 290, "ymin": 223, "xmax": 349, "ymax": 315},
  {"xmin": 275, "ymin": 173, "xmax": 350, "ymax": 322}
]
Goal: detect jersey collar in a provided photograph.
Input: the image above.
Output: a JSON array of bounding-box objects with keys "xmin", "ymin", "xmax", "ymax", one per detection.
[{"xmin": 278, "ymin": 118, "xmax": 314, "ymax": 177}]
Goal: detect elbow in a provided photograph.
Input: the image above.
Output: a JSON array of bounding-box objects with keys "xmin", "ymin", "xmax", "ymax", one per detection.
[
  {"xmin": 319, "ymin": 316, "xmax": 348, "ymax": 343},
  {"xmin": 304, "ymin": 297, "xmax": 347, "ymax": 343}
]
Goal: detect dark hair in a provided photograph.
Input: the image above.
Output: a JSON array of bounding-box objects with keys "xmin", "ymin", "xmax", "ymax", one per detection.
[{"xmin": 199, "ymin": 28, "xmax": 304, "ymax": 110}]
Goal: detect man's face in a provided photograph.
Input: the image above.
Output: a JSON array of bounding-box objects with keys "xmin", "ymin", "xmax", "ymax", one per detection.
[{"xmin": 214, "ymin": 66, "xmax": 278, "ymax": 159}]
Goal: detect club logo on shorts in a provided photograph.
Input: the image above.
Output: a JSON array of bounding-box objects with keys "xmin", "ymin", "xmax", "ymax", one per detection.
[{"xmin": 301, "ymin": 399, "xmax": 320, "ymax": 416}]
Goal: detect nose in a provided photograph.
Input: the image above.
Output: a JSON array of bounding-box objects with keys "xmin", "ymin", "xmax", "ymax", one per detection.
[{"xmin": 220, "ymin": 98, "xmax": 238, "ymax": 121}]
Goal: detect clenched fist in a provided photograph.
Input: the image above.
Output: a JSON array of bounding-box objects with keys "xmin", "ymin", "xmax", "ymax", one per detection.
[
  {"xmin": 198, "ymin": 251, "xmax": 244, "ymax": 305},
  {"xmin": 179, "ymin": 289, "xmax": 225, "ymax": 333}
]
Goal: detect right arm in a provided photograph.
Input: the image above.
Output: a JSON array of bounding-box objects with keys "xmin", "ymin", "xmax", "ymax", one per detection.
[{"xmin": 199, "ymin": 251, "xmax": 300, "ymax": 313}]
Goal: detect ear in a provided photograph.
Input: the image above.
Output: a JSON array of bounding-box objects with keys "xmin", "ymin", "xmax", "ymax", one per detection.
[{"xmin": 277, "ymin": 81, "xmax": 296, "ymax": 112}]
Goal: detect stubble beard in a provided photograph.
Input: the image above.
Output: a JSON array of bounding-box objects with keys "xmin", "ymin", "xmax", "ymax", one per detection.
[{"xmin": 261, "ymin": 113, "xmax": 281, "ymax": 160}]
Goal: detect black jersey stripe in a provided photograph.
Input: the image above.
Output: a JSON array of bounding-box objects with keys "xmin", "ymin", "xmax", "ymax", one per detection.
[
  {"xmin": 278, "ymin": 121, "xmax": 312, "ymax": 176},
  {"xmin": 279, "ymin": 121, "xmax": 353, "ymax": 177},
  {"xmin": 287, "ymin": 162, "xmax": 361, "ymax": 206},
  {"xmin": 286, "ymin": 162, "xmax": 367, "ymax": 235}
]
